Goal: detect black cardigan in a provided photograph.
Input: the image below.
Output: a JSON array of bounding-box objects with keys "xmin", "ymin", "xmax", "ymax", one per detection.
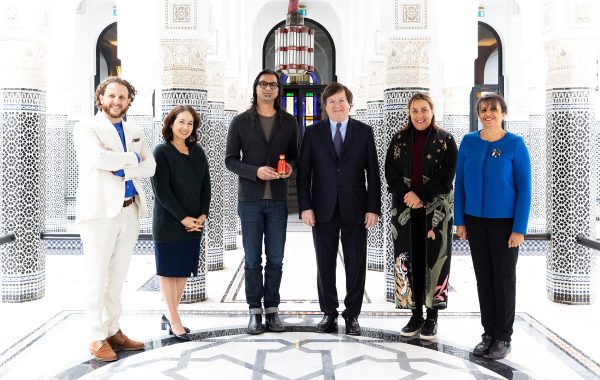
[
  {"xmin": 225, "ymin": 109, "xmax": 299, "ymax": 201},
  {"xmin": 151, "ymin": 143, "xmax": 211, "ymax": 242},
  {"xmin": 385, "ymin": 126, "xmax": 457, "ymax": 203}
]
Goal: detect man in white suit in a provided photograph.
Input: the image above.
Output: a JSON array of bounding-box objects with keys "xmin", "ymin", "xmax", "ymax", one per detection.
[{"xmin": 74, "ymin": 77, "xmax": 156, "ymax": 361}]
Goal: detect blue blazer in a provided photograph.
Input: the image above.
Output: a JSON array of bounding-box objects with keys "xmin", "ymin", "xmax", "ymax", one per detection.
[
  {"xmin": 454, "ymin": 131, "xmax": 531, "ymax": 234},
  {"xmin": 297, "ymin": 118, "xmax": 381, "ymax": 224}
]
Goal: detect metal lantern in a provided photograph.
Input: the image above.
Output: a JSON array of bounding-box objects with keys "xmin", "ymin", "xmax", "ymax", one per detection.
[{"xmin": 274, "ymin": 1, "xmax": 314, "ymax": 75}]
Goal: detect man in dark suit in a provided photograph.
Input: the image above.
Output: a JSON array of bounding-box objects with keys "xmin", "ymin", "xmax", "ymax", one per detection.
[{"xmin": 297, "ymin": 82, "xmax": 381, "ymax": 336}]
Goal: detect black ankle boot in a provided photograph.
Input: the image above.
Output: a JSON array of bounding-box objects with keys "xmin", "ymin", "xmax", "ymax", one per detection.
[
  {"xmin": 265, "ymin": 312, "xmax": 285, "ymax": 332},
  {"xmin": 247, "ymin": 314, "xmax": 264, "ymax": 335}
]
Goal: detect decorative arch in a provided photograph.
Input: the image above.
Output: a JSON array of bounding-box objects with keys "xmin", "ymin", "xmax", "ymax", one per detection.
[
  {"xmin": 262, "ymin": 18, "xmax": 336, "ymax": 83},
  {"xmin": 470, "ymin": 21, "xmax": 504, "ymax": 131},
  {"xmin": 94, "ymin": 22, "xmax": 120, "ymax": 93}
]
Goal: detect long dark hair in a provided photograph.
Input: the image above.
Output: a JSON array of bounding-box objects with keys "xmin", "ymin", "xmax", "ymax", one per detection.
[
  {"xmin": 161, "ymin": 105, "xmax": 200, "ymax": 146},
  {"xmin": 250, "ymin": 69, "xmax": 284, "ymax": 127},
  {"xmin": 404, "ymin": 92, "xmax": 437, "ymax": 130}
]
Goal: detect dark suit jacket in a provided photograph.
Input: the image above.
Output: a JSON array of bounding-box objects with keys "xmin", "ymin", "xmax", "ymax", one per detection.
[{"xmin": 297, "ymin": 118, "xmax": 381, "ymax": 224}]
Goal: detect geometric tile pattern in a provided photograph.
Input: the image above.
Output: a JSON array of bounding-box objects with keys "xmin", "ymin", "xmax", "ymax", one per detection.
[
  {"xmin": 525, "ymin": 114, "xmax": 548, "ymax": 234},
  {"xmin": 162, "ymin": 88, "xmax": 208, "ymax": 302},
  {"xmin": 50, "ymin": 313, "xmax": 600, "ymax": 380},
  {"xmin": 382, "ymin": 87, "xmax": 429, "ymax": 301},
  {"xmin": 85, "ymin": 328, "xmax": 512, "ymax": 379},
  {"xmin": 0, "ymin": 88, "xmax": 46, "ymax": 302},
  {"xmin": 65, "ymin": 119, "xmax": 78, "ymax": 221},
  {"xmin": 202, "ymin": 101, "xmax": 225, "ymax": 271},
  {"xmin": 366, "ymin": 100, "xmax": 385, "ymax": 272},
  {"xmin": 44, "ymin": 114, "xmax": 67, "ymax": 232},
  {"xmin": 546, "ymin": 87, "xmax": 596, "ymax": 304},
  {"xmin": 126, "ymin": 114, "xmax": 155, "ymax": 234},
  {"xmin": 223, "ymin": 109, "xmax": 238, "ymax": 250}
]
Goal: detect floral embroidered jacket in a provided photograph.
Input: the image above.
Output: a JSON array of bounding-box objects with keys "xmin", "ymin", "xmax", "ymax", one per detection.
[{"xmin": 384, "ymin": 126, "xmax": 457, "ymax": 310}]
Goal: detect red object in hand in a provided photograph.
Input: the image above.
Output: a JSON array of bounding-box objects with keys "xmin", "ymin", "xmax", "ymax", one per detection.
[{"xmin": 277, "ymin": 154, "xmax": 288, "ymax": 175}]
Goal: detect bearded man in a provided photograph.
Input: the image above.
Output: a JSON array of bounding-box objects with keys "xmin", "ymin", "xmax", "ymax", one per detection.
[{"xmin": 73, "ymin": 76, "xmax": 156, "ymax": 361}]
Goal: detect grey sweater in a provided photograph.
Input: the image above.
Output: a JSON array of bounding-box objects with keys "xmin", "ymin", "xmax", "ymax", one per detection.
[{"xmin": 151, "ymin": 142, "xmax": 211, "ymax": 243}]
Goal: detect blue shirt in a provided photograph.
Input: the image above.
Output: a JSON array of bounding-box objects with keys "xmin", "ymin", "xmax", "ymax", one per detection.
[
  {"xmin": 454, "ymin": 131, "xmax": 531, "ymax": 234},
  {"xmin": 329, "ymin": 118, "xmax": 348, "ymax": 141},
  {"xmin": 113, "ymin": 122, "xmax": 138, "ymax": 199}
]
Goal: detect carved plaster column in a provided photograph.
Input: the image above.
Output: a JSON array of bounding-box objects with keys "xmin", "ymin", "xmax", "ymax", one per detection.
[
  {"xmin": 0, "ymin": 1, "xmax": 48, "ymax": 301},
  {"xmin": 544, "ymin": 0, "xmax": 598, "ymax": 304},
  {"xmin": 383, "ymin": 0, "xmax": 431, "ymax": 301},
  {"xmin": 161, "ymin": 0, "xmax": 209, "ymax": 302}
]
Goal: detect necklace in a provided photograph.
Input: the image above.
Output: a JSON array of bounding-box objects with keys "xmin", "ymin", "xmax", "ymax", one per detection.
[{"xmin": 171, "ymin": 141, "xmax": 189, "ymax": 154}]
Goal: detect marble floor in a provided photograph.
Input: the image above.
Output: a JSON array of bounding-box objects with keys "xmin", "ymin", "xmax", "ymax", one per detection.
[{"xmin": 1, "ymin": 221, "xmax": 599, "ymax": 379}]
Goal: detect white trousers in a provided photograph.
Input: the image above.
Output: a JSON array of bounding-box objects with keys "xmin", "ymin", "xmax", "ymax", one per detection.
[{"xmin": 80, "ymin": 204, "xmax": 139, "ymax": 341}]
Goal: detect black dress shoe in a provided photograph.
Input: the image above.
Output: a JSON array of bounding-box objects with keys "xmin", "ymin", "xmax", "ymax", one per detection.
[
  {"xmin": 169, "ymin": 329, "xmax": 191, "ymax": 342},
  {"xmin": 161, "ymin": 314, "xmax": 190, "ymax": 333},
  {"xmin": 473, "ymin": 334, "xmax": 494, "ymax": 356},
  {"xmin": 247, "ymin": 314, "xmax": 265, "ymax": 335},
  {"xmin": 265, "ymin": 312, "xmax": 285, "ymax": 332},
  {"xmin": 485, "ymin": 340, "xmax": 511, "ymax": 360},
  {"xmin": 344, "ymin": 317, "xmax": 361, "ymax": 336},
  {"xmin": 315, "ymin": 314, "xmax": 338, "ymax": 333}
]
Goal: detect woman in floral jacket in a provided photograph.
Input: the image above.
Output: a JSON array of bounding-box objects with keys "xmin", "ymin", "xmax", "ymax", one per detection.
[{"xmin": 384, "ymin": 92, "xmax": 457, "ymax": 340}]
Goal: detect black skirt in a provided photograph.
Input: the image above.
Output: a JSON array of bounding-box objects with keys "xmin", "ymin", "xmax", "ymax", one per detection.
[{"xmin": 154, "ymin": 238, "xmax": 201, "ymax": 277}]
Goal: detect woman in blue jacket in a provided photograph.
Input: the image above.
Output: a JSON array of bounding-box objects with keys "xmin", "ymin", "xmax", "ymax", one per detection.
[{"xmin": 455, "ymin": 93, "xmax": 531, "ymax": 360}]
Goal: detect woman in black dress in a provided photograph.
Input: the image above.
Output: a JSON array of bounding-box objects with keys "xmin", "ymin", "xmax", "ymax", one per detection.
[{"xmin": 152, "ymin": 105, "xmax": 211, "ymax": 341}]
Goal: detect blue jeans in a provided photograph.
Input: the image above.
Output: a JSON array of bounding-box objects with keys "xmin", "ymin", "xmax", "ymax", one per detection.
[{"xmin": 238, "ymin": 200, "xmax": 288, "ymax": 313}]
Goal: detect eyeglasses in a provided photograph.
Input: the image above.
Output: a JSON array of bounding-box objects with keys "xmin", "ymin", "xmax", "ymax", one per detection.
[{"xmin": 258, "ymin": 81, "xmax": 279, "ymax": 90}]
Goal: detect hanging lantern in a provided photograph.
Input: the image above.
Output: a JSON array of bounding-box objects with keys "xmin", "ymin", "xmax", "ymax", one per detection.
[{"xmin": 275, "ymin": 0, "xmax": 314, "ymax": 75}]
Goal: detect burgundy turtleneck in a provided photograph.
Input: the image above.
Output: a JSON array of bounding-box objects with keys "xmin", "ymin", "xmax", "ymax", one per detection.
[{"xmin": 410, "ymin": 125, "xmax": 432, "ymax": 190}]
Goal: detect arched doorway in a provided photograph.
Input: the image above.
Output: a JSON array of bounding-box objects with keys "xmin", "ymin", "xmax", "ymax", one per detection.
[
  {"xmin": 470, "ymin": 21, "xmax": 504, "ymax": 131},
  {"xmin": 94, "ymin": 22, "xmax": 120, "ymax": 103},
  {"xmin": 263, "ymin": 18, "xmax": 336, "ymax": 140}
]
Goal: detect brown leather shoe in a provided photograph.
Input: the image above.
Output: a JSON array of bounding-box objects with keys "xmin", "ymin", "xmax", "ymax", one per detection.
[
  {"xmin": 106, "ymin": 330, "xmax": 145, "ymax": 351},
  {"xmin": 89, "ymin": 340, "xmax": 117, "ymax": 362}
]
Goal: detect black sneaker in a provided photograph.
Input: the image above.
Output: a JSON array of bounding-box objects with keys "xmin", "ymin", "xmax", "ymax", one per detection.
[
  {"xmin": 486, "ymin": 340, "xmax": 511, "ymax": 360},
  {"xmin": 419, "ymin": 318, "xmax": 438, "ymax": 340},
  {"xmin": 473, "ymin": 334, "xmax": 494, "ymax": 356},
  {"xmin": 400, "ymin": 315, "xmax": 424, "ymax": 337}
]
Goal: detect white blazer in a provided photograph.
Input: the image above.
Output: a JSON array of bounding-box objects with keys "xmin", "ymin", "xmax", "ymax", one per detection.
[{"xmin": 73, "ymin": 112, "xmax": 156, "ymax": 222}]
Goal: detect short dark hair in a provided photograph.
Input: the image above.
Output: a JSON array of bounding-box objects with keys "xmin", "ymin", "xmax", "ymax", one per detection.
[
  {"xmin": 161, "ymin": 105, "xmax": 200, "ymax": 146},
  {"xmin": 476, "ymin": 92, "xmax": 507, "ymax": 114},
  {"xmin": 321, "ymin": 82, "xmax": 353, "ymax": 106},
  {"xmin": 94, "ymin": 76, "xmax": 137, "ymax": 110}
]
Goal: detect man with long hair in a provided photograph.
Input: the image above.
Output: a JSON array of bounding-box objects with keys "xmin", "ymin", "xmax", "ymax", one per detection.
[
  {"xmin": 74, "ymin": 76, "xmax": 156, "ymax": 361},
  {"xmin": 225, "ymin": 69, "xmax": 299, "ymax": 334}
]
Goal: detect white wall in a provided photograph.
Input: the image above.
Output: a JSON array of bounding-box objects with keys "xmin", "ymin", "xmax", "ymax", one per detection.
[{"xmin": 71, "ymin": 0, "xmax": 116, "ymax": 119}]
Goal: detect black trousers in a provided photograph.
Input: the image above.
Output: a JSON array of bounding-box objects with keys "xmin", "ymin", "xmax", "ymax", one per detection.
[
  {"xmin": 465, "ymin": 214, "xmax": 518, "ymax": 342},
  {"xmin": 410, "ymin": 208, "xmax": 437, "ymax": 320},
  {"xmin": 312, "ymin": 206, "xmax": 367, "ymax": 319}
]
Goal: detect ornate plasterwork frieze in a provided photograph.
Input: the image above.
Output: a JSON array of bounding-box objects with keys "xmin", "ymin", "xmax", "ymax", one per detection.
[
  {"xmin": 161, "ymin": 39, "xmax": 207, "ymax": 89},
  {"xmin": 394, "ymin": 0, "xmax": 427, "ymax": 30},
  {"xmin": 386, "ymin": 38, "xmax": 430, "ymax": 88},
  {"xmin": 164, "ymin": 0, "xmax": 197, "ymax": 30},
  {"xmin": 545, "ymin": 39, "xmax": 597, "ymax": 88}
]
